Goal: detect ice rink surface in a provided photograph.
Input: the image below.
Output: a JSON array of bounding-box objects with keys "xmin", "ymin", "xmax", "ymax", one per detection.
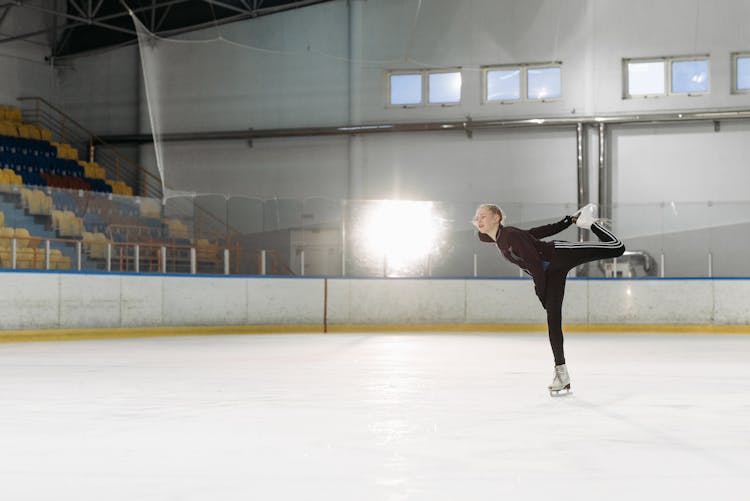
[{"xmin": 1, "ymin": 331, "xmax": 749, "ymax": 500}]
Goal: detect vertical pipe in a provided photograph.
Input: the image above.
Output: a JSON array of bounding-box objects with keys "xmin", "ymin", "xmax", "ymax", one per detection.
[
  {"xmin": 300, "ymin": 249, "xmax": 305, "ymax": 276},
  {"xmin": 161, "ymin": 246, "xmax": 167, "ymax": 273},
  {"xmin": 261, "ymin": 249, "xmax": 267, "ymax": 275},
  {"xmin": 347, "ymin": 0, "xmax": 364, "ymax": 203},
  {"xmin": 708, "ymin": 252, "xmax": 713, "ymax": 278},
  {"xmin": 45, "ymin": 240, "xmax": 50, "ymax": 270},
  {"xmin": 660, "ymin": 253, "xmax": 665, "ymax": 278},
  {"xmin": 223, "ymin": 248, "xmax": 229, "ymax": 275},
  {"xmin": 106, "ymin": 243, "xmax": 112, "ymax": 272},
  {"xmin": 11, "ymin": 238, "xmax": 16, "ymax": 269},
  {"xmin": 134, "ymin": 244, "xmax": 140, "ymax": 273},
  {"xmin": 190, "ymin": 247, "xmax": 196, "ymax": 274},
  {"xmin": 576, "ymin": 122, "xmax": 588, "ymax": 241},
  {"xmin": 76, "ymin": 241, "xmax": 81, "ymax": 270},
  {"xmin": 598, "ymin": 122, "xmax": 611, "ymax": 221},
  {"xmin": 341, "ymin": 200, "xmax": 347, "ymax": 277},
  {"xmin": 473, "ymin": 252, "xmax": 478, "ymax": 277}
]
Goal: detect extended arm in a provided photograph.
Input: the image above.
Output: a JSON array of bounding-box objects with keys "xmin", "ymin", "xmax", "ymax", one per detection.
[{"xmin": 528, "ymin": 216, "xmax": 574, "ymax": 240}]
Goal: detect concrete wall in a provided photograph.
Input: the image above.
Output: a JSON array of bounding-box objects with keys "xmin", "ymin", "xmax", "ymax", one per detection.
[
  {"xmin": 1, "ymin": 272, "xmax": 748, "ymax": 331},
  {"xmin": 0, "ymin": 6, "xmax": 54, "ymax": 106}
]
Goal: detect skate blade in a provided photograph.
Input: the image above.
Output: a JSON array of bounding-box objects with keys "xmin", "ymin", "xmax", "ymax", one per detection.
[{"xmin": 549, "ymin": 385, "xmax": 572, "ymax": 397}]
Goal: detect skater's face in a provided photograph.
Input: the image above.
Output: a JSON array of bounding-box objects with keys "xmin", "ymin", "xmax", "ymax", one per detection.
[{"xmin": 474, "ymin": 207, "xmax": 501, "ymax": 236}]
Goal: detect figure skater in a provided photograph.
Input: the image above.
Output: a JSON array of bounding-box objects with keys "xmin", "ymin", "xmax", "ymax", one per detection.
[{"xmin": 473, "ymin": 203, "xmax": 625, "ymax": 395}]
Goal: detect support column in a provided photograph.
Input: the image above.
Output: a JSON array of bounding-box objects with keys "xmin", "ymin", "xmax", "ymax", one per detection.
[
  {"xmin": 598, "ymin": 123, "xmax": 612, "ymax": 221},
  {"xmin": 576, "ymin": 122, "xmax": 589, "ymax": 241}
]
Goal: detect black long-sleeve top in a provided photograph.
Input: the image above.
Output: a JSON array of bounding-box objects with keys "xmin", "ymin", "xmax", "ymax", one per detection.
[{"xmin": 478, "ymin": 216, "xmax": 573, "ymax": 302}]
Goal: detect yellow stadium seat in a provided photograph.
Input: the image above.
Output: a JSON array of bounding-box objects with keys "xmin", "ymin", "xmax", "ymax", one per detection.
[
  {"xmin": 50, "ymin": 249, "xmax": 71, "ymax": 270},
  {"xmin": 6, "ymin": 106, "xmax": 21, "ymax": 122},
  {"xmin": 83, "ymin": 231, "xmax": 109, "ymax": 259},
  {"xmin": 0, "ymin": 226, "xmax": 13, "ymax": 249},
  {"xmin": 15, "ymin": 248, "xmax": 35, "ymax": 269},
  {"xmin": 57, "ymin": 212, "xmax": 83, "ymax": 238},
  {"xmin": 196, "ymin": 239, "xmax": 219, "ymax": 260},
  {"xmin": 20, "ymin": 188, "xmax": 33, "ymax": 210},
  {"xmin": 0, "ymin": 121, "xmax": 17, "ymax": 136},
  {"xmin": 0, "ymin": 248, "xmax": 10, "ymax": 268},
  {"xmin": 0, "ymin": 210, "xmax": 4, "ymax": 227},
  {"xmin": 34, "ymin": 191, "xmax": 52, "ymax": 216},
  {"xmin": 13, "ymin": 227, "xmax": 33, "ymax": 249},
  {"xmin": 33, "ymin": 248, "xmax": 47, "ymax": 269},
  {"xmin": 139, "ymin": 198, "xmax": 161, "ymax": 218}
]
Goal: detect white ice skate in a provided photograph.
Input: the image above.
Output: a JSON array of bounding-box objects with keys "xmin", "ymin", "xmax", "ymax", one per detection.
[
  {"xmin": 573, "ymin": 203, "xmax": 598, "ymax": 230},
  {"xmin": 548, "ymin": 364, "xmax": 571, "ymax": 396}
]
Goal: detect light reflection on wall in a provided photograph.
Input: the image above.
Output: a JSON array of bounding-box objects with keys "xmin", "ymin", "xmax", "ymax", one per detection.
[{"xmin": 347, "ymin": 200, "xmax": 446, "ymax": 277}]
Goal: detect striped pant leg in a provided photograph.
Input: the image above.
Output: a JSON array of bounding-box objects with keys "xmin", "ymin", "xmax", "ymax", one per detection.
[
  {"xmin": 542, "ymin": 223, "xmax": 625, "ymax": 365},
  {"xmin": 552, "ymin": 222, "xmax": 626, "ymax": 269}
]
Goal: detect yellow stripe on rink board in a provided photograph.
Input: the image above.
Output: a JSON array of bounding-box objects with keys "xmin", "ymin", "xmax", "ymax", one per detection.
[
  {"xmin": 1, "ymin": 322, "xmax": 750, "ymax": 343},
  {"xmin": 328, "ymin": 323, "xmax": 750, "ymax": 334},
  {"xmin": 0, "ymin": 324, "xmax": 324, "ymax": 343}
]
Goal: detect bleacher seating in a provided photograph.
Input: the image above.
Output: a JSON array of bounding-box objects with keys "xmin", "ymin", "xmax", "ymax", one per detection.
[
  {"xmin": 0, "ymin": 104, "xmax": 230, "ymax": 274},
  {"xmin": 0, "ymin": 104, "xmax": 134, "ymax": 196}
]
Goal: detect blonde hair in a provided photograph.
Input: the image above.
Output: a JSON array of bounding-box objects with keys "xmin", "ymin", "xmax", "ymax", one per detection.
[{"xmin": 472, "ymin": 203, "xmax": 504, "ymax": 228}]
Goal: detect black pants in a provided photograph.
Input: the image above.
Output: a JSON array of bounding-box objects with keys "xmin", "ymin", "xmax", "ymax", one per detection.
[{"xmin": 543, "ymin": 223, "xmax": 625, "ymax": 365}]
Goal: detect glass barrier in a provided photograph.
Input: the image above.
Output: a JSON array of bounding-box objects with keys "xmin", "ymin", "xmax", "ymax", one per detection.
[{"xmin": 1, "ymin": 182, "xmax": 749, "ymax": 278}]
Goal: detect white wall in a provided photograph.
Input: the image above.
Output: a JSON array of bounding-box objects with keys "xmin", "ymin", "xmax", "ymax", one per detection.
[
  {"xmin": 54, "ymin": 0, "xmax": 750, "ymax": 205},
  {"xmin": 1, "ymin": 272, "xmax": 748, "ymax": 331}
]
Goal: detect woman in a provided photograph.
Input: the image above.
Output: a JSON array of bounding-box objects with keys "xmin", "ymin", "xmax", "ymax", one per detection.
[{"xmin": 473, "ymin": 203, "xmax": 625, "ymax": 395}]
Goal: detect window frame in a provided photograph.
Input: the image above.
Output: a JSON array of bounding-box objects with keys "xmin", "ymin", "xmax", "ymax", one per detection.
[
  {"xmin": 482, "ymin": 64, "xmax": 524, "ymax": 104},
  {"xmin": 386, "ymin": 68, "xmax": 463, "ymax": 108},
  {"xmin": 623, "ymin": 57, "xmax": 667, "ymax": 99},
  {"xmin": 669, "ymin": 55, "xmax": 710, "ymax": 96},
  {"xmin": 482, "ymin": 62, "xmax": 562, "ymax": 105},
  {"xmin": 386, "ymin": 70, "xmax": 425, "ymax": 108},
  {"xmin": 623, "ymin": 54, "xmax": 710, "ymax": 99},
  {"xmin": 525, "ymin": 63, "xmax": 563, "ymax": 102},
  {"xmin": 731, "ymin": 52, "xmax": 750, "ymax": 94}
]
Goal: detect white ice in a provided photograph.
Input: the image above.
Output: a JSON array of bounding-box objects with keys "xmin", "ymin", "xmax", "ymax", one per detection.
[{"xmin": 1, "ymin": 332, "xmax": 749, "ymax": 500}]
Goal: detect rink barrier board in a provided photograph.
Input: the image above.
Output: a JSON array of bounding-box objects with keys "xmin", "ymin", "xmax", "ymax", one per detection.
[
  {"xmin": 2, "ymin": 323, "xmax": 750, "ymax": 343},
  {"xmin": 2, "ymin": 272, "xmax": 750, "ymax": 337}
]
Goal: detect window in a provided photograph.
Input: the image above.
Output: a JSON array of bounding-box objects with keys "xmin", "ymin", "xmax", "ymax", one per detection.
[
  {"xmin": 389, "ymin": 73, "xmax": 422, "ymax": 106},
  {"xmin": 732, "ymin": 53, "xmax": 750, "ymax": 93},
  {"xmin": 428, "ymin": 71, "xmax": 462, "ymax": 104},
  {"xmin": 626, "ymin": 60, "xmax": 665, "ymax": 96},
  {"xmin": 671, "ymin": 58, "xmax": 709, "ymax": 94},
  {"xmin": 527, "ymin": 66, "xmax": 562, "ymax": 100},
  {"xmin": 624, "ymin": 55, "xmax": 709, "ymax": 98},
  {"xmin": 387, "ymin": 69, "xmax": 462, "ymax": 107},
  {"xmin": 486, "ymin": 68, "xmax": 521, "ymax": 102},
  {"xmin": 483, "ymin": 62, "xmax": 562, "ymax": 104}
]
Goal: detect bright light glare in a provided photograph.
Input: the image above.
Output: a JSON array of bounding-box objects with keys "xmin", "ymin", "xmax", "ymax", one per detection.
[{"xmin": 363, "ymin": 200, "xmax": 439, "ymax": 270}]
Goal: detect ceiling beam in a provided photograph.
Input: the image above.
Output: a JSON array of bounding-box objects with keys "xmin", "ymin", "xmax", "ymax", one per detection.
[
  {"xmin": 91, "ymin": 0, "xmax": 106, "ymax": 18},
  {"xmin": 14, "ymin": 2, "xmax": 138, "ymax": 36},
  {"xmin": 0, "ymin": 5, "xmax": 11, "ymax": 27},
  {"xmin": 202, "ymin": 0, "xmax": 252, "ymax": 15}
]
